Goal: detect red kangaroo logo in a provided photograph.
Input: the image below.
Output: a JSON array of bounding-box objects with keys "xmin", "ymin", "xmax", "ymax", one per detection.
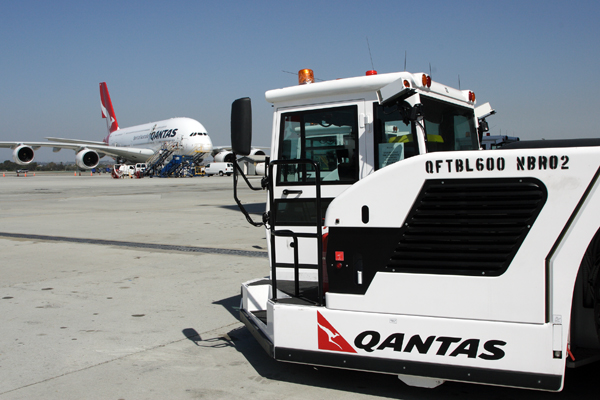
[{"xmin": 317, "ymin": 311, "xmax": 356, "ymax": 353}]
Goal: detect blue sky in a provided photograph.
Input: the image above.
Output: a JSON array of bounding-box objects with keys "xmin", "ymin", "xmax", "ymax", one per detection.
[{"xmin": 1, "ymin": 0, "xmax": 599, "ymax": 162}]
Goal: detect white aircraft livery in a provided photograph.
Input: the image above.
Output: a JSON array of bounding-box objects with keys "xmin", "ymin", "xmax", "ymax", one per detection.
[{"xmin": 0, "ymin": 82, "xmax": 214, "ymax": 169}]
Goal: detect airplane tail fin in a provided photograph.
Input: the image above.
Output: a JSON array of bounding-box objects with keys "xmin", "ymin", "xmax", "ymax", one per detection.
[{"xmin": 99, "ymin": 82, "xmax": 119, "ymax": 143}]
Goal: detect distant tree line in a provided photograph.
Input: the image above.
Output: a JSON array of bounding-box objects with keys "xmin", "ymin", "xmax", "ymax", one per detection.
[{"xmin": 1, "ymin": 160, "xmax": 113, "ymax": 171}]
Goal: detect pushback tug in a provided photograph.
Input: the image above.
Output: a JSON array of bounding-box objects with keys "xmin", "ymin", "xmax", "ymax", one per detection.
[{"xmin": 230, "ymin": 68, "xmax": 600, "ymax": 391}]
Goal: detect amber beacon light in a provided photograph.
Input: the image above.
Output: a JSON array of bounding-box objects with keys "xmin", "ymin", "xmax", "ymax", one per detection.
[{"xmin": 298, "ymin": 69, "xmax": 315, "ymax": 85}]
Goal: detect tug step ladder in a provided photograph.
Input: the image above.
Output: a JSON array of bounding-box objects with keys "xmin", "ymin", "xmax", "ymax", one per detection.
[{"xmin": 267, "ymin": 159, "xmax": 325, "ymax": 306}]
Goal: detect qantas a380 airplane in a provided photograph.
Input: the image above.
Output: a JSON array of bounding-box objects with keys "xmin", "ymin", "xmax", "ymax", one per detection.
[{"xmin": 0, "ymin": 82, "xmax": 216, "ymax": 169}]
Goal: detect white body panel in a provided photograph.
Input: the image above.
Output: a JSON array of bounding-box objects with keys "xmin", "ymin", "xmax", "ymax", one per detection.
[
  {"xmin": 271, "ymin": 306, "xmax": 562, "ymax": 377},
  {"xmin": 324, "ymin": 148, "xmax": 598, "ymax": 324}
]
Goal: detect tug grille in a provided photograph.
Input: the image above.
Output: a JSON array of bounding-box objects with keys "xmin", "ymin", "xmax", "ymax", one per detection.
[{"xmin": 387, "ymin": 178, "xmax": 547, "ymax": 276}]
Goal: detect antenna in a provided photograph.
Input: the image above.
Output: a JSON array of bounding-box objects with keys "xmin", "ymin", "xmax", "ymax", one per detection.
[
  {"xmin": 458, "ymin": 74, "xmax": 461, "ymax": 90},
  {"xmin": 429, "ymin": 63, "xmax": 432, "ymax": 78},
  {"xmin": 366, "ymin": 37, "xmax": 375, "ymax": 71},
  {"xmin": 404, "ymin": 51, "xmax": 407, "ymax": 71}
]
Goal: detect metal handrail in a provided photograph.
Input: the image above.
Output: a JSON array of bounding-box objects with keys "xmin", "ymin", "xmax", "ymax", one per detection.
[{"xmin": 268, "ymin": 159, "xmax": 324, "ymax": 305}]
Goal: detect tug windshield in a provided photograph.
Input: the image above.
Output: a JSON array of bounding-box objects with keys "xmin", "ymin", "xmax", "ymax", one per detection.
[
  {"xmin": 420, "ymin": 96, "xmax": 478, "ymax": 153},
  {"xmin": 373, "ymin": 101, "xmax": 418, "ymax": 170}
]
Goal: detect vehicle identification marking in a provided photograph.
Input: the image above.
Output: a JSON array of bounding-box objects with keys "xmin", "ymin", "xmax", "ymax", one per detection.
[{"xmin": 425, "ymin": 155, "xmax": 570, "ymax": 174}]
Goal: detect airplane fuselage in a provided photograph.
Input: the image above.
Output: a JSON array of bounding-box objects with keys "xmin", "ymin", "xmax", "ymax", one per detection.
[{"xmin": 107, "ymin": 117, "xmax": 213, "ymax": 161}]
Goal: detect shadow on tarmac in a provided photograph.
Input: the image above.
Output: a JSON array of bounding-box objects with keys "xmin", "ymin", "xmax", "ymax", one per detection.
[
  {"xmin": 213, "ymin": 294, "xmax": 242, "ymax": 321},
  {"xmin": 219, "ymin": 203, "xmax": 266, "ymax": 215},
  {"xmin": 182, "ymin": 328, "xmax": 202, "ymax": 346}
]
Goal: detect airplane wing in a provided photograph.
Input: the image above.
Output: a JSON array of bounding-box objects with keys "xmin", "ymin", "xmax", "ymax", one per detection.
[
  {"xmin": 212, "ymin": 145, "xmax": 269, "ymax": 154},
  {"xmin": 43, "ymin": 139, "xmax": 155, "ymax": 161},
  {"xmin": 1, "ymin": 139, "xmax": 151, "ymax": 157},
  {"xmin": 211, "ymin": 145, "xmax": 232, "ymax": 156},
  {"xmin": 86, "ymin": 145, "xmax": 155, "ymax": 160},
  {"xmin": 237, "ymin": 155, "xmax": 267, "ymax": 163},
  {"xmin": 0, "ymin": 139, "xmax": 155, "ymax": 167},
  {"xmin": 45, "ymin": 137, "xmax": 107, "ymax": 146},
  {"xmin": 211, "ymin": 145, "xmax": 269, "ymax": 163},
  {"xmin": 0, "ymin": 141, "xmax": 53, "ymax": 150}
]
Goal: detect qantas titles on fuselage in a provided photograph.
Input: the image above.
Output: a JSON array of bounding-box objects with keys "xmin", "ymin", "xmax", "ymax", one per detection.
[{"xmin": 133, "ymin": 129, "xmax": 208, "ymax": 142}]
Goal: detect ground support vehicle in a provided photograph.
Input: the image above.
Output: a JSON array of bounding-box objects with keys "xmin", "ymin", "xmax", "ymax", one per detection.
[
  {"xmin": 481, "ymin": 134, "xmax": 520, "ymax": 149},
  {"xmin": 230, "ymin": 69, "xmax": 600, "ymax": 392},
  {"xmin": 205, "ymin": 162, "xmax": 233, "ymax": 176}
]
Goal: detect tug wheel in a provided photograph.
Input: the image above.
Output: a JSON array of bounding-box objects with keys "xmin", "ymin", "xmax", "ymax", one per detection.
[
  {"xmin": 579, "ymin": 231, "xmax": 600, "ymax": 344},
  {"xmin": 595, "ymin": 272, "xmax": 600, "ymax": 343},
  {"xmin": 583, "ymin": 232, "xmax": 600, "ymax": 344}
]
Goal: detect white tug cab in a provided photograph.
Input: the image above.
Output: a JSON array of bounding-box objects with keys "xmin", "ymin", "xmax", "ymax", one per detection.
[{"xmin": 230, "ymin": 68, "xmax": 600, "ymax": 391}]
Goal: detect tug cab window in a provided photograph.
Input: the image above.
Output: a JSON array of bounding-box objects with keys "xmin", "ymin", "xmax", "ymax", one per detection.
[
  {"xmin": 278, "ymin": 105, "xmax": 358, "ymax": 184},
  {"xmin": 420, "ymin": 96, "xmax": 478, "ymax": 153},
  {"xmin": 374, "ymin": 101, "xmax": 418, "ymax": 170}
]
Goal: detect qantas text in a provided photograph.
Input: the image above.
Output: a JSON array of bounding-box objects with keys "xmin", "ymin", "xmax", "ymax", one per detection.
[
  {"xmin": 354, "ymin": 331, "xmax": 506, "ymax": 360},
  {"xmin": 149, "ymin": 129, "xmax": 178, "ymax": 141}
]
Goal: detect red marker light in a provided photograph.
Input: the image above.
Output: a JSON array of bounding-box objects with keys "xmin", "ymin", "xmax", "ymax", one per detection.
[
  {"xmin": 421, "ymin": 74, "xmax": 431, "ymax": 88},
  {"xmin": 366, "ymin": 70, "xmax": 377, "ymax": 76}
]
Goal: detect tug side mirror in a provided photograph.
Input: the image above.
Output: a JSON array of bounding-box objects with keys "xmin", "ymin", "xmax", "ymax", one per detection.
[{"xmin": 231, "ymin": 97, "xmax": 252, "ymax": 156}]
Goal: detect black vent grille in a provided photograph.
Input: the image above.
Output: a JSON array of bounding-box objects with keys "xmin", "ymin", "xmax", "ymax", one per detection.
[{"xmin": 387, "ymin": 178, "xmax": 547, "ymax": 276}]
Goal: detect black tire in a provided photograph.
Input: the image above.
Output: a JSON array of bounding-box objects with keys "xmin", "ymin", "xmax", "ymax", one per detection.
[
  {"xmin": 219, "ymin": 171, "xmax": 224, "ymax": 176},
  {"xmin": 594, "ymin": 270, "xmax": 600, "ymax": 344},
  {"xmin": 581, "ymin": 232, "xmax": 600, "ymax": 344}
]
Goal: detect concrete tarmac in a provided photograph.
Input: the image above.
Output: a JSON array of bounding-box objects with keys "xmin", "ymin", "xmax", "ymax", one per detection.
[{"xmin": 0, "ymin": 173, "xmax": 598, "ymax": 399}]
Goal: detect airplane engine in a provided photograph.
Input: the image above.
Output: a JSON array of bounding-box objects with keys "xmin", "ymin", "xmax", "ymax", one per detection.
[
  {"xmin": 255, "ymin": 162, "xmax": 266, "ymax": 176},
  {"xmin": 214, "ymin": 148, "xmax": 266, "ymax": 166},
  {"xmin": 250, "ymin": 149, "xmax": 267, "ymax": 175},
  {"xmin": 12, "ymin": 145, "xmax": 35, "ymax": 165},
  {"xmin": 249, "ymin": 149, "xmax": 266, "ymax": 157},
  {"xmin": 75, "ymin": 149, "xmax": 100, "ymax": 169},
  {"xmin": 214, "ymin": 150, "xmax": 236, "ymax": 163}
]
